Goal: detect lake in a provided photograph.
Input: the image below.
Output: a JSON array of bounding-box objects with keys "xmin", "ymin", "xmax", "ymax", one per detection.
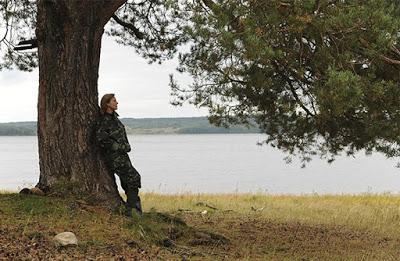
[{"xmin": 0, "ymin": 134, "xmax": 399, "ymax": 194}]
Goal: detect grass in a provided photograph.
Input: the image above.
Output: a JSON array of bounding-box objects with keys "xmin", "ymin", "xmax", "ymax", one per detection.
[{"xmin": 1, "ymin": 192, "xmax": 400, "ymax": 260}]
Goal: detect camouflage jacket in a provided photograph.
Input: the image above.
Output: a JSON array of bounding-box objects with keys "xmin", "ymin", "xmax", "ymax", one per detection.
[{"xmin": 95, "ymin": 111, "xmax": 131, "ymax": 157}]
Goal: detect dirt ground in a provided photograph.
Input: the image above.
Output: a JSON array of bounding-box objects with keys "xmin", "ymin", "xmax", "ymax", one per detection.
[
  {"xmin": 1, "ymin": 193, "xmax": 400, "ymax": 260},
  {"xmin": 1, "ymin": 213, "xmax": 399, "ymax": 260}
]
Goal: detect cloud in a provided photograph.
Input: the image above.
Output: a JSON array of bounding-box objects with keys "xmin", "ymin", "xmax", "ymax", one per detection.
[{"xmin": 0, "ymin": 35, "xmax": 207, "ymax": 123}]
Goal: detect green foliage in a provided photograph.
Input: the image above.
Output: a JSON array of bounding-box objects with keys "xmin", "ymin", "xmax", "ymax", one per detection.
[
  {"xmin": 168, "ymin": 0, "xmax": 400, "ymax": 164},
  {"xmin": 0, "ymin": 0, "xmax": 37, "ymax": 71},
  {"xmin": 2, "ymin": 0, "xmax": 400, "ymax": 163},
  {"xmin": 106, "ymin": 0, "xmax": 188, "ymax": 64}
]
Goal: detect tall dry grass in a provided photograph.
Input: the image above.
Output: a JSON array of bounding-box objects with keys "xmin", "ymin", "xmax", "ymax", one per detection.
[{"xmin": 142, "ymin": 192, "xmax": 400, "ymax": 238}]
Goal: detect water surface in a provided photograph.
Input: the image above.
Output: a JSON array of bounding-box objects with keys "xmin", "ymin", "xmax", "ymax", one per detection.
[{"xmin": 0, "ymin": 135, "xmax": 399, "ymax": 194}]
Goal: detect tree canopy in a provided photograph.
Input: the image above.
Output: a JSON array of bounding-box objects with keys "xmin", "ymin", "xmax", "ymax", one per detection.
[{"xmin": 2, "ymin": 0, "xmax": 400, "ymax": 165}]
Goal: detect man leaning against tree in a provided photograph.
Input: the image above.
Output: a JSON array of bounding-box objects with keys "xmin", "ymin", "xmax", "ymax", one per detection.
[{"xmin": 95, "ymin": 93, "xmax": 142, "ymax": 217}]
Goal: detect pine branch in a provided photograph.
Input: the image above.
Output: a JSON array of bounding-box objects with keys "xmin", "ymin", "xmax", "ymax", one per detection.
[{"xmin": 111, "ymin": 14, "xmax": 145, "ymax": 40}]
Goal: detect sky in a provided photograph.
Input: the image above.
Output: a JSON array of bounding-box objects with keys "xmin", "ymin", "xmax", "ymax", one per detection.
[{"xmin": 0, "ymin": 35, "xmax": 208, "ymax": 123}]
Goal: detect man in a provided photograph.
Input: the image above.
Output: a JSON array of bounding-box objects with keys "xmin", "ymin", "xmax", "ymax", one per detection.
[{"xmin": 95, "ymin": 93, "xmax": 142, "ymax": 216}]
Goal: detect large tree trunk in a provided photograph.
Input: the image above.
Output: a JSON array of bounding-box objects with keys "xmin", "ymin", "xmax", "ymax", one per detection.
[{"xmin": 35, "ymin": 0, "xmax": 125, "ymax": 209}]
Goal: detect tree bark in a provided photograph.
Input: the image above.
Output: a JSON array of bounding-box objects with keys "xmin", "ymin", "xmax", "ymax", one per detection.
[{"xmin": 35, "ymin": 0, "xmax": 126, "ymax": 209}]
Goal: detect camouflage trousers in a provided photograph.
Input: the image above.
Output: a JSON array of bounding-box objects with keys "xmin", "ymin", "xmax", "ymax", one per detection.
[{"xmin": 105, "ymin": 153, "xmax": 141, "ymax": 190}]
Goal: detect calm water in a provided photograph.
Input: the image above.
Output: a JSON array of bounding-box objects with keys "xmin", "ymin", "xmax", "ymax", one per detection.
[{"xmin": 0, "ymin": 134, "xmax": 399, "ymax": 194}]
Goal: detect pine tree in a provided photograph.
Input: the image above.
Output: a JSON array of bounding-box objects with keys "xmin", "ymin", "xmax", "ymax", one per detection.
[{"xmin": 1, "ymin": 1, "xmax": 399, "ymax": 206}]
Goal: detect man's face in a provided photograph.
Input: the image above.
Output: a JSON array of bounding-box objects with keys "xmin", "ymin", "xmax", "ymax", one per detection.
[{"xmin": 107, "ymin": 97, "xmax": 118, "ymax": 111}]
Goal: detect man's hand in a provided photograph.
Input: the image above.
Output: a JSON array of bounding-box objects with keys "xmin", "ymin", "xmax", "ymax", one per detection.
[
  {"xmin": 122, "ymin": 144, "xmax": 131, "ymax": 153},
  {"xmin": 111, "ymin": 142, "xmax": 120, "ymax": 152},
  {"xmin": 111, "ymin": 142, "xmax": 131, "ymax": 153}
]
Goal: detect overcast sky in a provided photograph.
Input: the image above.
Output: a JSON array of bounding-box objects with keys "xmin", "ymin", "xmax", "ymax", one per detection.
[{"xmin": 0, "ymin": 35, "xmax": 207, "ymax": 123}]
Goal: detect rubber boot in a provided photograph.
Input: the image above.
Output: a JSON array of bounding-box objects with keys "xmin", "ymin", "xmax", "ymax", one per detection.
[
  {"xmin": 134, "ymin": 196, "xmax": 143, "ymax": 215},
  {"xmin": 126, "ymin": 189, "xmax": 142, "ymax": 216},
  {"xmin": 124, "ymin": 202, "xmax": 133, "ymax": 217}
]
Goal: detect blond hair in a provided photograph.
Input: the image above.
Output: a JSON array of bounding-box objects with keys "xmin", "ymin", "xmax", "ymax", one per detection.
[{"xmin": 100, "ymin": 93, "xmax": 115, "ymax": 114}]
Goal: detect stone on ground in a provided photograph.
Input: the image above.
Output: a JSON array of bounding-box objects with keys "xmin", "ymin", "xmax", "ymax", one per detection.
[{"xmin": 53, "ymin": 232, "xmax": 78, "ymax": 247}]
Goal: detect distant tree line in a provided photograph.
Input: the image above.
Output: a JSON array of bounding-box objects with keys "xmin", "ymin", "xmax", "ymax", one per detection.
[
  {"xmin": 0, "ymin": 122, "xmax": 37, "ymax": 136},
  {"xmin": 0, "ymin": 117, "xmax": 260, "ymax": 136}
]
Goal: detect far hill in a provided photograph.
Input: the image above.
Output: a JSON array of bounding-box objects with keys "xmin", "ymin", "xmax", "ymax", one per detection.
[{"xmin": 0, "ymin": 117, "xmax": 260, "ymax": 136}]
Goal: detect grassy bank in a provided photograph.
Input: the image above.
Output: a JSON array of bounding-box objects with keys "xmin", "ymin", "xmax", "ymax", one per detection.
[{"xmin": 1, "ymin": 192, "xmax": 400, "ymax": 260}]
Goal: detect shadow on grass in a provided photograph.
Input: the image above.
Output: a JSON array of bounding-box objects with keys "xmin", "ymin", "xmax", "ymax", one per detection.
[
  {"xmin": 0, "ymin": 193, "xmax": 230, "ymax": 259},
  {"xmin": 122, "ymin": 209, "xmax": 230, "ymax": 257}
]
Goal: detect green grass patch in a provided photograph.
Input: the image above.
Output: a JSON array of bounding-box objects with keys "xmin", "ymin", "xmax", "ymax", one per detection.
[{"xmin": 1, "ymin": 192, "xmax": 400, "ymax": 260}]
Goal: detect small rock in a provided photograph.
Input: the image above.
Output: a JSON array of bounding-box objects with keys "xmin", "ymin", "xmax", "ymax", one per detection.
[
  {"xmin": 19, "ymin": 188, "xmax": 32, "ymax": 195},
  {"xmin": 30, "ymin": 187, "xmax": 45, "ymax": 196},
  {"xmin": 201, "ymin": 210, "xmax": 208, "ymax": 215},
  {"xmin": 19, "ymin": 187, "xmax": 45, "ymax": 196},
  {"xmin": 53, "ymin": 232, "xmax": 78, "ymax": 247}
]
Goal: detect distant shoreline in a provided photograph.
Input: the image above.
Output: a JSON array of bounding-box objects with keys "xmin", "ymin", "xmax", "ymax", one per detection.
[{"xmin": 0, "ymin": 116, "xmax": 260, "ymax": 136}]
